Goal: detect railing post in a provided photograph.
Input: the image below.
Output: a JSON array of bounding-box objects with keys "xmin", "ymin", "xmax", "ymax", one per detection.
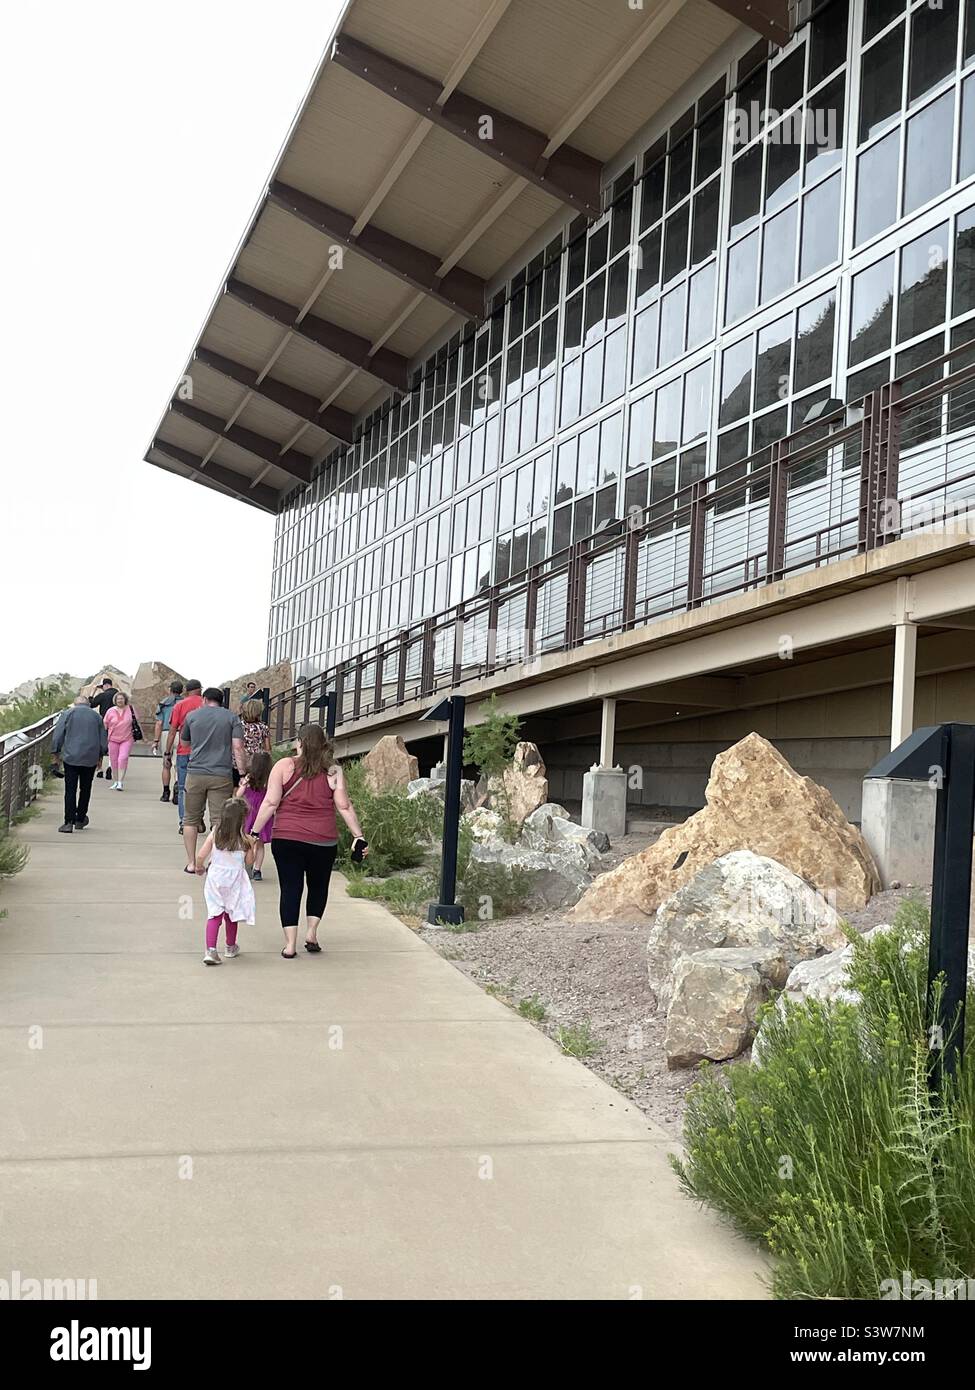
[
  {"xmin": 486, "ymin": 593, "xmax": 500, "ymax": 675},
  {"xmin": 765, "ymin": 439, "xmax": 789, "ymax": 583},
  {"xmin": 857, "ymin": 388, "xmax": 882, "ymax": 552},
  {"xmin": 289, "ymin": 685, "xmax": 298, "ymax": 740},
  {"xmin": 686, "ymin": 479, "xmax": 707, "ymax": 607},
  {"xmin": 334, "ymin": 664, "xmax": 346, "ymax": 725},
  {"xmin": 420, "ymin": 617, "xmax": 435, "ymax": 695},
  {"xmin": 373, "ymin": 642, "xmax": 384, "ymax": 713},
  {"xmin": 274, "ymin": 692, "xmax": 285, "ymax": 744},
  {"xmin": 353, "ymin": 653, "xmax": 364, "ymax": 720},
  {"xmin": 523, "ymin": 571, "xmax": 538, "ymax": 661},
  {"xmin": 302, "ymin": 677, "xmax": 312, "ymax": 728},
  {"xmin": 622, "ymin": 523, "xmax": 639, "ymax": 629},
  {"xmin": 452, "ymin": 603, "xmax": 465, "ymax": 684},
  {"xmin": 396, "ymin": 632, "xmax": 408, "ymax": 703},
  {"xmin": 566, "ymin": 541, "xmax": 588, "ymax": 647},
  {"xmin": 876, "ymin": 380, "xmax": 902, "ymax": 543}
]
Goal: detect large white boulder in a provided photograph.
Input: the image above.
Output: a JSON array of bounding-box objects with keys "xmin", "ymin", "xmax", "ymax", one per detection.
[
  {"xmin": 468, "ymin": 841, "xmax": 590, "ymax": 908},
  {"xmin": 647, "ymin": 850, "xmax": 847, "ymax": 1012},
  {"xmin": 521, "ymin": 803, "xmax": 608, "ymax": 866},
  {"xmin": 665, "ymin": 946, "xmax": 790, "ymax": 1069}
]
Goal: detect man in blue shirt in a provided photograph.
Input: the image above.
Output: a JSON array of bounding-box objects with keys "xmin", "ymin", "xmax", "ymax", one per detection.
[{"xmin": 151, "ymin": 680, "xmax": 184, "ymax": 803}]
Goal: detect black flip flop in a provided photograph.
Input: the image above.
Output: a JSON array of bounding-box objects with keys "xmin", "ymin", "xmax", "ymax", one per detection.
[
  {"xmin": 281, "ymin": 949, "xmax": 297, "ymax": 959},
  {"xmin": 304, "ymin": 941, "xmax": 322, "ymax": 953}
]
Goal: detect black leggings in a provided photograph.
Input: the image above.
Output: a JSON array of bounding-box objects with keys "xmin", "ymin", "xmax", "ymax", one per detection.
[{"xmin": 271, "ymin": 839, "xmax": 337, "ymax": 925}]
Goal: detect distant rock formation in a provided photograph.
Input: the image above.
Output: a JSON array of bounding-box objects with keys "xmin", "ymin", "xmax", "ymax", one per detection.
[
  {"xmin": 79, "ymin": 667, "xmax": 132, "ymax": 699},
  {"xmin": 0, "ymin": 673, "xmax": 85, "ymax": 707}
]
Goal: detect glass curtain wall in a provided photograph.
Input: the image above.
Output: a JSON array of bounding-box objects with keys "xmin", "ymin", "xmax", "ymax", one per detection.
[{"xmin": 269, "ymin": 0, "xmax": 975, "ymax": 675}]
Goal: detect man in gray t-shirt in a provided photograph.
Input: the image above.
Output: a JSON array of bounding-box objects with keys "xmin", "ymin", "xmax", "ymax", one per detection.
[{"xmin": 181, "ymin": 689, "xmax": 246, "ymax": 871}]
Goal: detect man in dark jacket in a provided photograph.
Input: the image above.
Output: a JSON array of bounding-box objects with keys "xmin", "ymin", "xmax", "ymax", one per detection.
[
  {"xmin": 89, "ymin": 677, "xmax": 118, "ymax": 780},
  {"xmin": 52, "ymin": 696, "xmax": 109, "ymax": 833}
]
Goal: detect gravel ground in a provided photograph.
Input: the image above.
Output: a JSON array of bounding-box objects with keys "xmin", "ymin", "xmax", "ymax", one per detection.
[{"xmin": 408, "ymin": 829, "xmax": 933, "ymax": 1139}]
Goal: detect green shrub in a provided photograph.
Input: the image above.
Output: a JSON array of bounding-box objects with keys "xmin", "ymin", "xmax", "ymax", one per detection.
[
  {"xmin": 463, "ymin": 694, "xmax": 522, "ymax": 840},
  {"xmin": 457, "ymin": 857, "xmax": 531, "ymax": 921},
  {"xmin": 0, "ymin": 680, "xmax": 75, "ymax": 738},
  {"xmin": 345, "ymin": 869, "xmax": 436, "ymax": 913},
  {"xmin": 518, "ymin": 995, "xmax": 547, "ymax": 1022},
  {"xmin": 672, "ymin": 901, "xmax": 975, "ymax": 1299},
  {"xmin": 556, "ymin": 1021, "xmax": 602, "ymax": 1058},
  {"xmin": 0, "ymin": 831, "xmax": 29, "ymax": 881},
  {"xmin": 335, "ymin": 759, "xmax": 442, "ymax": 877}
]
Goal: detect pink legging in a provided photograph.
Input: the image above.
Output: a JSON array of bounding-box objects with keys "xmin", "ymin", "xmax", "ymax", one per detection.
[
  {"xmin": 206, "ymin": 913, "xmax": 239, "ymax": 949},
  {"xmin": 109, "ymin": 738, "xmax": 133, "ymax": 775}
]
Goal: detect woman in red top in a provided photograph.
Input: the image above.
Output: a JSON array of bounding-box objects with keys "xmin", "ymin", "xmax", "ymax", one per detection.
[{"xmin": 250, "ymin": 724, "xmax": 367, "ymax": 958}]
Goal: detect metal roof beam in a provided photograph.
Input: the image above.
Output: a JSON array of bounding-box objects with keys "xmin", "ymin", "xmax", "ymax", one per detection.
[
  {"xmin": 226, "ymin": 277, "xmax": 409, "ymax": 391},
  {"xmin": 194, "ymin": 347, "xmax": 356, "ymax": 444},
  {"xmin": 331, "ymin": 35, "xmax": 603, "ymax": 218},
  {"xmin": 167, "ymin": 401, "xmax": 314, "ymax": 484},
  {"xmin": 147, "ymin": 441, "xmax": 279, "ymax": 513},
  {"xmin": 267, "ymin": 180, "xmax": 486, "ymax": 321},
  {"xmin": 710, "ymin": 0, "xmax": 790, "ymax": 45}
]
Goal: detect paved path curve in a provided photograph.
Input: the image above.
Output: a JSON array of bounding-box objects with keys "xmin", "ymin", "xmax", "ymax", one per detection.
[{"xmin": 0, "ymin": 757, "xmax": 766, "ymax": 1299}]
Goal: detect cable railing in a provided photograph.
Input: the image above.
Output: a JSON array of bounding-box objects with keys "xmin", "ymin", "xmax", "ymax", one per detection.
[
  {"xmin": 269, "ymin": 342, "xmax": 975, "ymax": 744},
  {"xmin": 0, "ymin": 712, "xmax": 64, "ymax": 827}
]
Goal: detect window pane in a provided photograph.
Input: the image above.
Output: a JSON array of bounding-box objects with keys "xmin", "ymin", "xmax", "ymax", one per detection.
[
  {"xmin": 587, "ymin": 223, "xmax": 609, "ymax": 277},
  {"xmin": 962, "ymin": 74, "xmax": 975, "ymax": 181},
  {"xmin": 726, "ymin": 230, "xmax": 759, "ymax": 323},
  {"xmin": 760, "ymin": 202, "xmax": 798, "ymax": 303},
  {"xmin": 800, "ymin": 172, "xmax": 840, "ymax": 279},
  {"xmin": 863, "ymin": 0, "xmax": 904, "ymax": 43},
  {"xmin": 640, "ymin": 159, "xmax": 665, "ymax": 231},
  {"xmin": 624, "ymin": 469, "xmax": 648, "ymax": 519},
  {"xmin": 805, "ymin": 74, "xmax": 844, "ymax": 184},
  {"xmin": 730, "ymin": 144, "xmax": 762, "ymax": 238},
  {"xmin": 566, "ymin": 236, "xmax": 586, "ymax": 293},
  {"xmin": 903, "ymin": 91, "xmax": 954, "ymax": 216},
  {"xmin": 659, "ymin": 283, "xmax": 687, "ymax": 365},
  {"xmin": 810, "ymin": 0, "xmax": 848, "ymax": 86},
  {"xmin": 599, "ymin": 415, "xmax": 621, "ymax": 483},
  {"xmin": 607, "ymin": 256, "xmax": 628, "ymax": 328},
  {"xmin": 632, "ymin": 304, "xmax": 658, "ymax": 382},
  {"xmin": 897, "ymin": 222, "xmax": 949, "ymax": 343},
  {"xmin": 668, "ymin": 134, "xmax": 693, "ymax": 208},
  {"xmin": 720, "ymin": 337, "xmax": 753, "ymax": 426},
  {"xmin": 908, "ymin": 0, "xmax": 958, "ymax": 104},
  {"xmin": 683, "ymin": 362, "xmax": 711, "ymax": 443},
  {"xmin": 771, "ymin": 45, "xmax": 805, "ymax": 113},
  {"xmin": 695, "ymin": 107, "xmax": 724, "ymax": 183},
  {"xmin": 691, "ymin": 180, "xmax": 719, "ymax": 265},
  {"xmin": 755, "ymin": 314, "xmax": 792, "ymax": 411},
  {"xmin": 715, "ymin": 425, "xmax": 749, "ymax": 513},
  {"xmin": 653, "ymin": 380, "xmax": 681, "ymax": 457},
  {"xmin": 687, "ymin": 261, "xmax": 716, "ymax": 349},
  {"xmin": 564, "ymin": 292, "xmax": 583, "ymax": 350},
  {"xmin": 765, "ymin": 131, "xmax": 801, "ymax": 213},
  {"xmin": 577, "ymin": 426, "xmax": 598, "ymax": 492},
  {"xmin": 636, "ymin": 228, "xmax": 661, "ymax": 304},
  {"xmin": 610, "ymin": 189, "xmax": 633, "ymax": 259},
  {"xmin": 663, "ymin": 204, "xmax": 689, "ymax": 283},
  {"xmin": 628, "ymin": 396, "xmax": 653, "ymax": 471},
  {"xmin": 795, "ymin": 290, "xmax": 836, "ymax": 390},
  {"xmin": 953, "ymin": 206, "xmax": 975, "ymax": 317},
  {"xmin": 859, "ymin": 27, "xmax": 904, "ymax": 141},
  {"xmin": 849, "ymin": 253, "xmax": 895, "ymax": 366},
  {"xmin": 855, "ymin": 129, "xmax": 900, "ymax": 244},
  {"xmin": 583, "ymin": 271, "xmax": 606, "ymax": 342},
  {"xmin": 555, "ymin": 439, "xmax": 577, "ymax": 501}
]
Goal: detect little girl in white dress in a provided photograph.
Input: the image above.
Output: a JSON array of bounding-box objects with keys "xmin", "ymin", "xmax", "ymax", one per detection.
[{"xmin": 195, "ymin": 798, "xmax": 256, "ymax": 965}]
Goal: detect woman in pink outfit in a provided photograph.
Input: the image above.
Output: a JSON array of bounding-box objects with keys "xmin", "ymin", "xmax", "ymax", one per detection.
[{"xmin": 103, "ymin": 692, "xmax": 138, "ymax": 790}]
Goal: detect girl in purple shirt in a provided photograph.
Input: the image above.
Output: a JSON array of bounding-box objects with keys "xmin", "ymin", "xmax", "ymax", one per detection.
[{"xmin": 235, "ymin": 751, "xmax": 272, "ymax": 881}]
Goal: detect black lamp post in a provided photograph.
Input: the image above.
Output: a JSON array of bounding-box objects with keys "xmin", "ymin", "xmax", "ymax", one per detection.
[
  {"xmin": 866, "ymin": 723, "xmax": 975, "ymax": 1085},
  {"xmin": 421, "ymin": 693, "xmax": 466, "ymax": 927}
]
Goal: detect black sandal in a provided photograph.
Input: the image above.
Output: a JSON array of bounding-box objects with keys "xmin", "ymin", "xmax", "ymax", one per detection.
[
  {"xmin": 281, "ymin": 948, "xmax": 297, "ymax": 958},
  {"xmin": 304, "ymin": 941, "xmax": 322, "ymax": 953}
]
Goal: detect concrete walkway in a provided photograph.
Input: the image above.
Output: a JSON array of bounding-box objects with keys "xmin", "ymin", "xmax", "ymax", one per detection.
[{"xmin": 0, "ymin": 757, "xmax": 766, "ymax": 1299}]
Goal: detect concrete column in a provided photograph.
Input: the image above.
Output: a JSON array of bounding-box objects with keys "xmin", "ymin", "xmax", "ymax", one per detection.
[
  {"xmin": 598, "ymin": 697, "xmax": 617, "ymax": 768},
  {"xmin": 861, "ymin": 777, "xmax": 936, "ymax": 889},
  {"xmin": 891, "ymin": 623, "xmax": 917, "ymax": 750},
  {"xmin": 890, "ymin": 576, "xmax": 916, "ymax": 751}
]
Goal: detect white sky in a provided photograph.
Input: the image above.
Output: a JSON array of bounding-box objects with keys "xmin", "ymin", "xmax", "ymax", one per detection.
[{"xmin": 0, "ymin": 0, "xmax": 344, "ymax": 690}]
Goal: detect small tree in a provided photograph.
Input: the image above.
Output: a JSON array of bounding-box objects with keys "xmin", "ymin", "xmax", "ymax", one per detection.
[{"xmin": 463, "ymin": 694, "xmax": 522, "ymax": 838}]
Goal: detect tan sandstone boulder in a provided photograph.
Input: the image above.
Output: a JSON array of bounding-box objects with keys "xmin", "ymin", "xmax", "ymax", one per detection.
[
  {"xmin": 500, "ymin": 742, "xmax": 549, "ymax": 827},
  {"xmin": 131, "ymin": 662, "xmax": 187, "ymax": 726},
  {"xmin": 79, "ymin": 666, "xmax": 131, "ymax": 699},
  {"xmin": 362, "ymin": 735, "xmax": 419, "ymax": 794},
  {"xmin": 665, "ymin": 946, "xmax": 790, "ymax": 1069},
  {"xmin": 569, "ymin": 732, "xmax": 881, "ymax": 922}
]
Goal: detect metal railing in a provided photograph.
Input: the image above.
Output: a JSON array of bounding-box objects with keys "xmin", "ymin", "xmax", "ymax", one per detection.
[
  {"xmin": 268, "ymin": 341, "xmax": 975, "ymax": 743},
  {"xmin": 0, "ymin": 712, "xmax": 64, "ymax": 827}
]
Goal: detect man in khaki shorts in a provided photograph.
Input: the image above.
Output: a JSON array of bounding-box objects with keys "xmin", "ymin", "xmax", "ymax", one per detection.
[{"xmin": 180, "ymin": 688, "xmax": 246, "ymax": 873}]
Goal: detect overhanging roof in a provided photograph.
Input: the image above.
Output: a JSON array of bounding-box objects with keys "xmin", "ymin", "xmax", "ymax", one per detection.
[{"xmin": 145, "ymin": 0, "xmax": 789, "ymax": 514}]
